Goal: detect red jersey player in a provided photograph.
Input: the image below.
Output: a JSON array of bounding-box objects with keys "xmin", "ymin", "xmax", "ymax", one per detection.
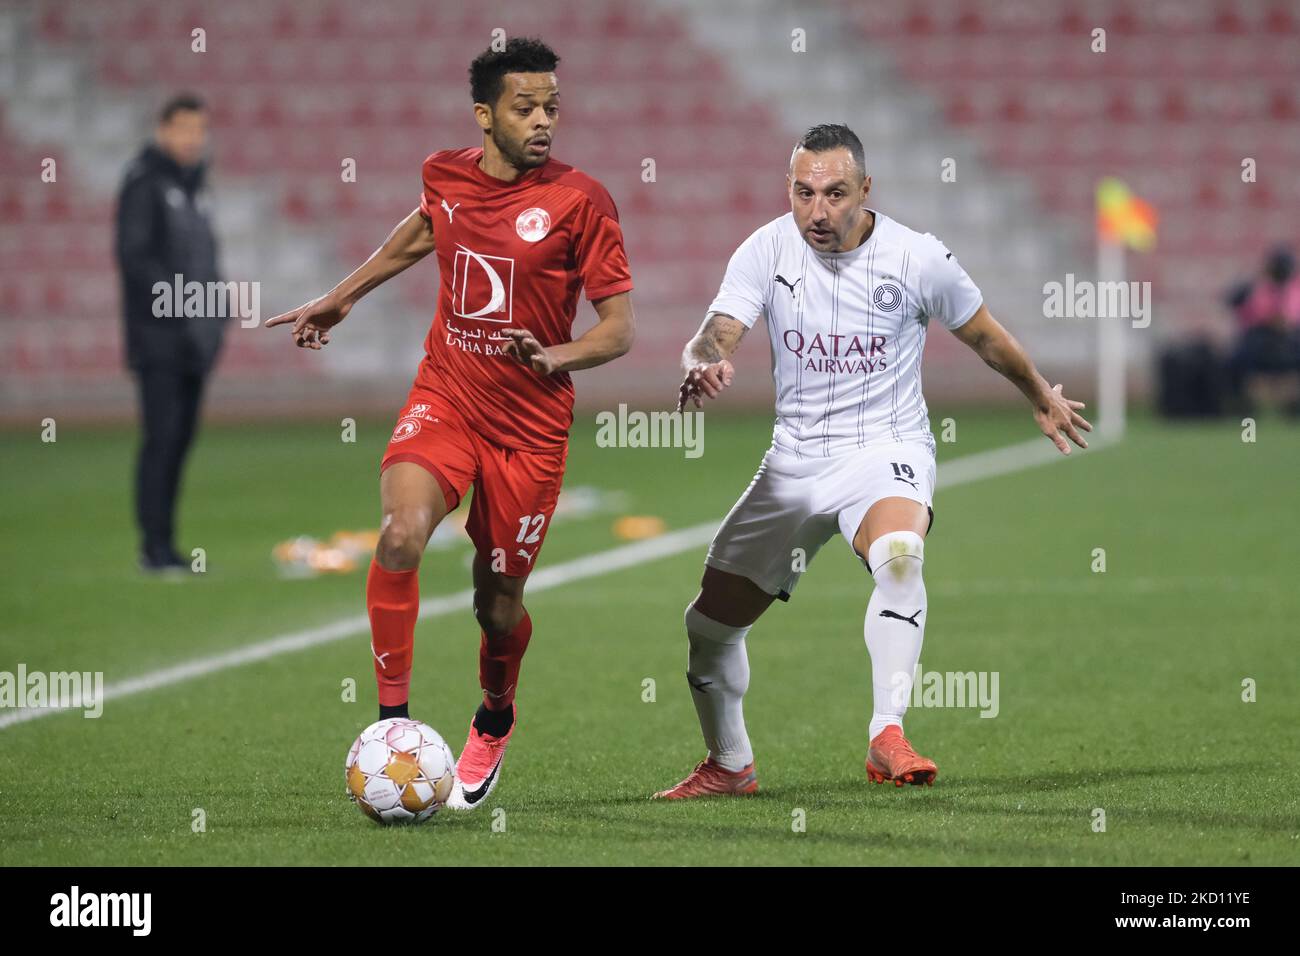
[{"xmin": 266, "ymin": 39, "xmax": 635, "ymax": 810}]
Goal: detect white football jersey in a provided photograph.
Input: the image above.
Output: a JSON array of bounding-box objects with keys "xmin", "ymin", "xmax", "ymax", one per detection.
[{"xmin": 708, "ymin": 210, "xmax": 983, "ymax": 459}]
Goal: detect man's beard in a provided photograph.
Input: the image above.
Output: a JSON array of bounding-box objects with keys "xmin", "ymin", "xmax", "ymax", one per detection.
[{"xmin": 491, "ymin": 126, "xmax": 547, "ymax": 169}]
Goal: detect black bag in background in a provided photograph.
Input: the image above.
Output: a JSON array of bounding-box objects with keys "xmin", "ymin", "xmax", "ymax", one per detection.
[{"xmin": 1157, "ymin": 340, "xmax": 1224, "ymax": 418}]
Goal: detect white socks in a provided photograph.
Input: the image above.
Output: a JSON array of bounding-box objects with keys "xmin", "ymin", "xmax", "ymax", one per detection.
[
  {"xmin": 684, "ymin": 604, "xmax": 754, "ymax": 772},
  {"xmin": 683, "ymin": 531, "xmax": 925, "ymax": 764},
  {"xmin": 864, "ymin": 531, "xmax": 927, "ymax": 741}
]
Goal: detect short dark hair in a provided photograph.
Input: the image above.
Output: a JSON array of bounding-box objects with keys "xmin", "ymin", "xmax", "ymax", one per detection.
[
  {"xmin": 158, "ymin": 92, "xmax": 206, "ymax": 124},
  {"xmin": 469, "ymin": 37, "xmax": 560, "ymax": 106},
  {"xmin": 794, "ymin": 123, "xmax": 866, "ymax": 177}
]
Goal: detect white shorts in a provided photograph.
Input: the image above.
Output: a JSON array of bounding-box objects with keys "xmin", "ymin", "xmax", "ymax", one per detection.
[{"xmin": 705, "ymin": 441, "xmax": 936, "ymax": 600}]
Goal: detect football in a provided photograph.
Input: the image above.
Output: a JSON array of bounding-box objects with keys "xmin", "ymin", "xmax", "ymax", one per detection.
[{"xmin": 344, "ymin": 718, "xmax": 456, "ymax": 825}]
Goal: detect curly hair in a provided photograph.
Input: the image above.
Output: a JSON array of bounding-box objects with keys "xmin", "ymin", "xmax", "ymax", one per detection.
[{"xmin": 469, "ymin": 37, "xmax": 561, "ymax": 106}]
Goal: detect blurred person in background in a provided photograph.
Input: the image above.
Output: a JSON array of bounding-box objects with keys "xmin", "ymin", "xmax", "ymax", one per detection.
[
  {"xmin": 114, "ymin": 93, "xmax": 227, "ymax": 573},
  {"xmin": 1225, "ymin": 245, "xmax": 1300, "ymax": 416}
]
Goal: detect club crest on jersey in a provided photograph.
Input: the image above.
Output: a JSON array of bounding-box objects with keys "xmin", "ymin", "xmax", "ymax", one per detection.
[
  {"xmin": 515, "ymin": 207, "xmax": 551, "ymax": 242},
  {"xmin": 873, "ymin": 282, "xmax": 903, "ymax": 312},
  {"xmin": 392, "ymin": 404, "xmax": 439, "ymax": 441},
  {"xmin": 390, "ymin": 418, "xmax": 421, "ymax": 443},
  {"xmin": 452, "ymin": 244, "xmax": 514, "ymax": 323}
]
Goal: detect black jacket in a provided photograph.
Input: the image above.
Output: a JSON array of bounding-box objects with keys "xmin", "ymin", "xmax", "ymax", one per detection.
[{"xmin": 114, "ymin": 143, "xmax": 226, "ymax": 373}]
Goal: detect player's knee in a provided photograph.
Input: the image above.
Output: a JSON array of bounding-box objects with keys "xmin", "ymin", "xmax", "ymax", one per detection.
[
  {"xmin": 375, "ymin": 511, "xmax": 429, "ymax": 570},
  {"xmin": 867, "ymin": 531, "xmax": 925, "ymax": 598},
  {"xmin": 684, "ymin": 603, "xmax": 752, "ymax": 643},
  {"xmin": 684, "ymin": 603, "xmax": 751, "ymax": 692},
  {"xmin": 474, "ymin": 594, "xmax": 523, "ymax": 639}
]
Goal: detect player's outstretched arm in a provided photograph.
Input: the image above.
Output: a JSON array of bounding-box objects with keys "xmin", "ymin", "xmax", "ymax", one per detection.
[
  {"xmin": 951, "ymin": 304, "xmax": 1092, "ymax": 454},
  {"xmin": 503, "ymin": 291, "xmax": 635, "ymax": 376},
  {"xmin": 264, "ymin": 208, "xmax": 437, "ymax": 349},
  {"xmin": 677, "ymin": 312, "xmax": 747, "ymax": 411}
]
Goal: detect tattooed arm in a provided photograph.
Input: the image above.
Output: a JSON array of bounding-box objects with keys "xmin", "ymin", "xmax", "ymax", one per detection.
[
  {"xmin": 951, "ymin": 303, "xmax": 1092, "ymax": 454},
  {"xmin": 677, "ymin": 312, "xmax": 750, "ymax": 410}
]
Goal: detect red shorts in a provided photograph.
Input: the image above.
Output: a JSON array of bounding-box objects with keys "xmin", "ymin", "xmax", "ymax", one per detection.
[{"xmin": 380, "ymin": 388, "xmax": 568, "ymax": 578}]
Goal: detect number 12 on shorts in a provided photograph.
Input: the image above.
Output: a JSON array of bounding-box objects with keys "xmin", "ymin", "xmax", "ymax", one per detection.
[{"xmin": 516, "ymin": 513, "xmax": 546, "ymax": 544}]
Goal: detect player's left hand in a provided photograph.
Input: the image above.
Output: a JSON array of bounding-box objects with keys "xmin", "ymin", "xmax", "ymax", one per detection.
[
  {"xmin": 502, "ymin": 328, "xmax": 558, "ymax": 375},
  {"xmin": 1036, "ymin": 383, "xmax": 1092, "ymax": 455},
  {"xmin": 677, "ymin": 360, "xmax": 735, "ymax": 411}
]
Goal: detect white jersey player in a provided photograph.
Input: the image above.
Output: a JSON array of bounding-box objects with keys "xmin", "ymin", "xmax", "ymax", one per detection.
[{"xmin": 654, "ymin": 124, "xmax": 1091, "ymax": 799}]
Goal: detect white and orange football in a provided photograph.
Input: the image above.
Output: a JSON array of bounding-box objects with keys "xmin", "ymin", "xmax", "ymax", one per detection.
[{"xmin": 344, "ymin": 718, "xmax": 456, "ymax": 825}]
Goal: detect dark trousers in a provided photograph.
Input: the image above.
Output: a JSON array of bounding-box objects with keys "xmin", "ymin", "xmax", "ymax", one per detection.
[
  {"xmin": 1226, "ymin": 325, "xmax": 1300, "ymax": 397},
  {"xmin": 134, "ymin": 365, "xmax": 206, "ymax": 560}
]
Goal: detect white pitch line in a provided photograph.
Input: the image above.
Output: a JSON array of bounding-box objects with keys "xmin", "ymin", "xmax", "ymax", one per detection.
[
  {"xmin": 0, "ymin": 526, "xmax": 719, "ymax": 730},
  {"xmin": 0, "ymin": 433, "xmax": 1106, "ymax": 730}
]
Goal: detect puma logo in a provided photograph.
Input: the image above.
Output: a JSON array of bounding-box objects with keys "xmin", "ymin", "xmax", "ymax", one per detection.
[
  {"xmin": 516, "ymin": 548, "xmax": 536, "ymax": 564},
  {"xmin": 441, "ymin": 198, "xmax": 461, "ymax": 222},
  {"xmin": 945, "ymin": 252, "xmax": 953, "ymax": 260},
  {"xmin": 893, "ymin": 476, "xmax": 919, "ymax": 490},
  {"xmin": 774, "ymin": 274, "xmax": 802, "ymax": 298},
  {"xmin": 879, "ymin": 608, "xmax": 923, "ymax": 628}
]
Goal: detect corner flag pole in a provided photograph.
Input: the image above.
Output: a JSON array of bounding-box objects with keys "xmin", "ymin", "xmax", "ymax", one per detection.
[
  {"xmin": 1094, "ymin": 176, "xmax": 1156, "ymax": 442},
  {"xmin": 1096, "ymin": 232, "xmax": 1126, "ymax": 441}
]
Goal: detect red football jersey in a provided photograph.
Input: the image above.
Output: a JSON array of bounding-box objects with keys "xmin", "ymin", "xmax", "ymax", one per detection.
[{"xmin": 413, "ymin": 147, "xmax": 633, "ymax": 451}]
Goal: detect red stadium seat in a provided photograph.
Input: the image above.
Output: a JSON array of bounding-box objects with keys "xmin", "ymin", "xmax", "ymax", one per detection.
[{"xmin": 828, "ymin": 0, "xmax": 1295, "ymax": 350}]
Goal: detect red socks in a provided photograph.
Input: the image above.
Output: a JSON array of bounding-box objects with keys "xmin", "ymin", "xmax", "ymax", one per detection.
[
  {"xmin": 369, "ymin": 559, "xmax": 531, "ymax": 714},
  {"xmin": 366, "ymin": 560, "xmax": 419, "ymax": 707},
  {"xmin": 479, "ymin": 610, "xmax": 532, "ymax": 711}
]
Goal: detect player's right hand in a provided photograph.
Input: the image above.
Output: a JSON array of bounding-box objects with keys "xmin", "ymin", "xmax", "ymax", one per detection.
[
  {"xmin": 264, "ymin": 293, "xmax": 352, "ymax": 350},
  {"xmin": 677, "ymin": 360, "xmax": 734, "ymax": 411}
]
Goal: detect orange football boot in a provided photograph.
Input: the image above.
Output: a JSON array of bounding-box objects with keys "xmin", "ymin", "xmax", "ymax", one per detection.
[
  {"xmin": 446, "ymin": 704, "xmax": 515, "ymax": 811},
  {"xmin": 652, "ymin": 757, "xmax": 758, "ymax": 799},
  {"xmin": 866, "ymin": 725, "xmax": 938, "ymax": 787}
]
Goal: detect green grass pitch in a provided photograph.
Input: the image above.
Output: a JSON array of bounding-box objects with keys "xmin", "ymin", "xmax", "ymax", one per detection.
[{"xmin": 1, "ymin": 409, "xmax": 1297, "ymax": 865}]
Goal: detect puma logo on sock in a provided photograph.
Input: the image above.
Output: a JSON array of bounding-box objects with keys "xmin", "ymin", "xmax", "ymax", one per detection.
[{"xmin": 879, "ymin": 608, "xmax": 923, "ymax": 628}]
